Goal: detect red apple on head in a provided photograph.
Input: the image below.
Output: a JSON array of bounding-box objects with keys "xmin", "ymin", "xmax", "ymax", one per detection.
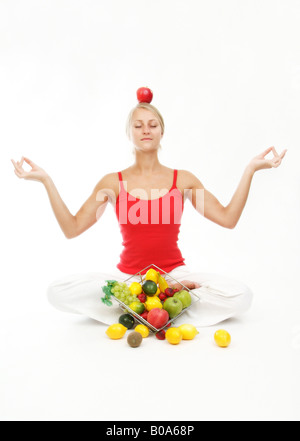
[
  {"xmin": 147, "ymin": 308, "xmax": 169, "ymax": 329},
  {"xmin": 137, "ymin": 87, "xmax": 153, "ymax": 104}
]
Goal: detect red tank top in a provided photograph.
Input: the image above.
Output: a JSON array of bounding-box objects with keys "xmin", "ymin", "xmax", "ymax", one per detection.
[{"xmin": 115, "ymin": 170, "xmax": 186, "ymax": 275}]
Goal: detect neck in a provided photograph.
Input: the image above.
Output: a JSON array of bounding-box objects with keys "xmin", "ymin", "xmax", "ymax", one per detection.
[{"xmin": 132, "ymin": 150, "xmax": 162, "ymax": 175}]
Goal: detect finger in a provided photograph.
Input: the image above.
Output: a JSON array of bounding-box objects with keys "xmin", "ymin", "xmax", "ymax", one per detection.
[
  {"xmin": 271, "ymin": 159, "xmax": 281, "ymax": 168},
  {"xmin": 257, "ymin": 147, "xmax": 273, "ymax": 159},
  {"xmin": 11, "ymin": 159, "xmax": 21, "ymax": 172},
  {"xmin": 24, "ymin": 157, "xmax": 35, "ymax": 167},
  {"xmin": 14, "ymin": 162, "xmax": 23, "ymax": 173},
  {"xmin": 14, "ymin": 169, "xmax": 23, "ymax": 178},
  {"xmin": 272, "ymin": 147, "xmax": 279, "ymax": 157},
  {"xmin": 280, "ymin": 149, "xmax": 287, "ymax": 159},
  {"xmin": 261, "ymin": 147, "xmax": 273, "ymax": 157}
]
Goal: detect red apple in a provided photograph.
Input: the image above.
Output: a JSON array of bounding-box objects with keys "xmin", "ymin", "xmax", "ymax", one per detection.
[
  {"xmin": 147, "ymin": 308, "xmax": 169, "ymax": 329},
  {"xmin": 137, "ymin": 87, "xmax": 153, "ymax": 104}
]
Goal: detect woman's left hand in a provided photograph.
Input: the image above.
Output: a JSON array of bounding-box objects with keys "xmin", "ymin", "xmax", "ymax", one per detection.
[{"xmin": 248, "ymin": 147, "xmax": 287, "ymax": 173}]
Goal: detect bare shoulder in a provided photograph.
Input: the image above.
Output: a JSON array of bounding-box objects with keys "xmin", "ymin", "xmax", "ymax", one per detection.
[
  {"xmin": 93, "ymin": 172, "xmax": 119, "ymax": 202},
  {"xmin": 177, "ymin": 169, "xmax": 204, "ymax": 190},
  {"xmin": 94, "ymin": 172, "xmax": 118, "ymax": 190}
]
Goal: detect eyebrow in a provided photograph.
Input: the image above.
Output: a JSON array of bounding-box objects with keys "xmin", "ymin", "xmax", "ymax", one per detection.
[{"xmin": 134, "ymin": 119, "xmax": 158, "ymax": 123}]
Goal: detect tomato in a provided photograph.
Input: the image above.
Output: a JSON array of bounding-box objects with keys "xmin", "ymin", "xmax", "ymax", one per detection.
[{"xmin": 137, "ymin": 87, "xmax": 153, "ymax": 103}]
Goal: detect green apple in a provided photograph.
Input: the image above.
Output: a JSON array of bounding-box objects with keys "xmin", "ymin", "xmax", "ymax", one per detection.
[
  {"xmin": 174, "ymin": 290, "xmax": 192, "ymax": 309},
  {"xmin": 163, "ymin": 297, "xmax": 183, "ymax": 319}
]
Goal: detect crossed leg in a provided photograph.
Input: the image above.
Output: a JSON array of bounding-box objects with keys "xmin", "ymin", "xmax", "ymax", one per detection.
[{"xmin": 47, "ymin": 270, "xmax": 253, "ymax": 327}]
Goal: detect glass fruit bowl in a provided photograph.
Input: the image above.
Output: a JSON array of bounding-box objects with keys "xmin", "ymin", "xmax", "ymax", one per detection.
[{"xmin": 102, "ymin": 264, "xmax": 200, "ymax": 333}]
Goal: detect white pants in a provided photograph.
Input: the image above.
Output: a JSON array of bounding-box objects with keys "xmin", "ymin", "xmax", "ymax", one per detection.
[{"xmin": 46, "ymin": 266, "xmax": 253, "ymax": 327}]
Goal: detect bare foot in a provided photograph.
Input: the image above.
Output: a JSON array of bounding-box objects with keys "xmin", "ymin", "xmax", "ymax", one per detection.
[{"xmin": 169, "ymin": 280, "xmax": 201, "ymax": 290}]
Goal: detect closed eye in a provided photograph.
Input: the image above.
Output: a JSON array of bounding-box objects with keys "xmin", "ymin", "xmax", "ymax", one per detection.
[{"xmin": 135, "ymin": 126, "xmax": 157, "ymax": 128}]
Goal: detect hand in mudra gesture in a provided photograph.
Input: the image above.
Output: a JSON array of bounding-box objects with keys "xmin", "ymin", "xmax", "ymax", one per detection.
[
  {"xmin": 11, "ymin": 157, "xmax": 48, "ymax": 183},
  {"xmin": 249, "ymin": 146, "xmax": 287, "ymax": 173}
]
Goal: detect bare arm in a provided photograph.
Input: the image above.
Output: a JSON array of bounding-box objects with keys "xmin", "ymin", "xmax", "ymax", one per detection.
[
  {"xmin": 182, "ymin": 146, "xmax": 287, "ymax": 229},
  {"xmin": 43, "ymin": 175, "xmax": 78, "ymax": 238},
  {"xmin": 11, "ymin": 157, "xmax": 116, "ymax": 239},
  {"xmin": 182, "ymin": 171, "xmax": 231, "ymax": 228}
]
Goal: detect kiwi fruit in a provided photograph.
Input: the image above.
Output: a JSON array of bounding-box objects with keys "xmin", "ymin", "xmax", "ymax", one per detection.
[{"xmin": 127, "ymin": 331, "xmax": 143, "ymax": 348}]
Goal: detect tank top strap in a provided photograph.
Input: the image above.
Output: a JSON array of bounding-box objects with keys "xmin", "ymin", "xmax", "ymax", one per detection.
[
  {"xmin": 118, "ymin": 171, "xmax": 125, "ymax": 192},
  {"xmin": 172, "ymin": 169, "xmax": 178, "ymax": 189}
]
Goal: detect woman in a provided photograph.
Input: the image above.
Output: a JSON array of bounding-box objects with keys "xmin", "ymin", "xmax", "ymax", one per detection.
[{"xmin": 11, "ymin": 101, "xmax": 287, "ymax": 327}]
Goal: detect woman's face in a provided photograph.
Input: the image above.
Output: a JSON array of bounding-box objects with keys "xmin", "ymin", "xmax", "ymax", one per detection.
[{"xmin": 130, "ymin": 108, "xmax": 163, "ymax": 151}]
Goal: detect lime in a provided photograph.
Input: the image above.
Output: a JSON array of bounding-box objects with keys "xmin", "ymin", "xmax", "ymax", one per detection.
[
  {"xmin": 142, "ymin": 280, "xmax": 158, "ymax": 297},
  {"xmin": 119, "ymin": 314, "xmax": 135, "ymax": 329},
  {"xmin": 129, "ymin": 301, "xmax": 145, "ymax": 315}
]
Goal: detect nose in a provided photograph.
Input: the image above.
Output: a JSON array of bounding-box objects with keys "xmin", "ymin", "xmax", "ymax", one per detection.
[{"xmin": 143, "ymin": 126, "xmax": 150, "ymax": 134}]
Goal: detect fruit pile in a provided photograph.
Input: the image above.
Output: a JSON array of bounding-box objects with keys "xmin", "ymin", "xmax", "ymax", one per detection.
[
  {"xmin": 101, "ymin": 268, "xmax": 194, "ymax": 331},
  {"xmin": 106, "ymin": 320, "xmax": 199, "ymax": 347},
  {"xmin": 105, "ymin": 321, "xmax": 231, "ymax": 349}
]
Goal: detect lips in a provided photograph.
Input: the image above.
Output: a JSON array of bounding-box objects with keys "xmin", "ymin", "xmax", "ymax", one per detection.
[{"xmin": 141, "ymin": 138, "xmax": 152, "ymax": 141}]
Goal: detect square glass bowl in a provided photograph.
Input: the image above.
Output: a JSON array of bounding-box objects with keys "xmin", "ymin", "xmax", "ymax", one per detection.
[{"xmin": 112, "ymin": 264, "xmax": 200, "ymax": 333}]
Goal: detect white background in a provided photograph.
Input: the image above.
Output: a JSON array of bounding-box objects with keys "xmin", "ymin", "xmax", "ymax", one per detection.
[{"xmin": 1, "ymin": 0, "xmax": 300, "ymax": 421}]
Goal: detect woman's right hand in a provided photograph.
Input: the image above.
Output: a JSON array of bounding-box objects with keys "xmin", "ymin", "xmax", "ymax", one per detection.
[{"xmin": 11, "ymin": 157, "xmax": 49, "ymax": 184}]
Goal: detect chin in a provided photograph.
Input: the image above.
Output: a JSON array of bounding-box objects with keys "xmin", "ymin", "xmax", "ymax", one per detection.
[{"xmin": 135, "ymin": 143, "xmax": 160, "ymax": 152}]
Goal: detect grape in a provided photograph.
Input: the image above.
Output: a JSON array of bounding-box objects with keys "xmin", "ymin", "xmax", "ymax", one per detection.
[{"xmin": 111, "ymin": 282, "xmax": 143, "ymax": 307}]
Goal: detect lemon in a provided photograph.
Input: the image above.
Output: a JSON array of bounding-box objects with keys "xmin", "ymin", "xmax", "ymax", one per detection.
[
  {"xmin": 145, "ymin": 296, "xmax": 162, "ymax": 311},
  {"xmin": 135, "ymin": 324, "xmax": 150, "ymax": 338},
  {"xmin": 214, "ymin": 330, "xmax": 231, "ymax": 348},
  {"xmin": 106, "ymin": 323, "xmax": 127, "ymax": 340},
  {"xmin": 129, "ymin": 282, "xmax": 142, "ymax": 295},
  {"xmin": 145, "ymin": 269, "xmax": 159, "ymax": 284},
  {"xmin": 165, "ymin": 327, "xmax": 183, "ymax": 345},
  {"xmin": 178, "ymin": 324, "xmax": 199, "ymax": 340},
  {"xmin": 129, "ymin": 301, "xmax": 145, "ymax": 315}
]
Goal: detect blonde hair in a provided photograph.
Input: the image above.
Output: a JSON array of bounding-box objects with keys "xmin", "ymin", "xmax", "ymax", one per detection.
[{"xmin": 126, "ymin": 102, "xmax": 165, "ymax": 140}]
